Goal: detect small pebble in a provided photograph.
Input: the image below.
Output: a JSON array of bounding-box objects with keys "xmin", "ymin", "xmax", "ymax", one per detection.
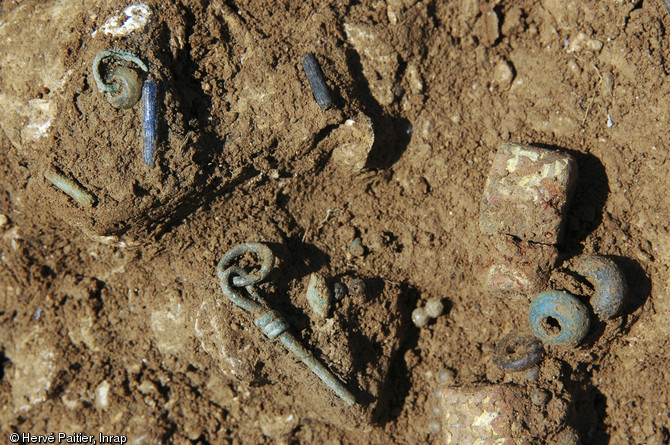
[
  {"xmin": 0, "ymin": 214, "xmax": 7, "ymax": 228},
  {"xmin": 531, "ymin": 388, "xmax": 550, "ymax": 406},
  {"xmin": 333, "ymin": 283, "xmax": 347, "ymax": 300},
  {"xmin": 425, "ymin": 298, "xmax": 444, "ymax": 318},
  {"xmin": 428, "ymin": 421, "xmax": 441, "ymax": 434},
  {"xmin": 348, "ymin": 279, "xmax": 366, "ymax": 297},
  {"xmin": 305, "ymin": 273, "xmax": 332, "ymax": 319},
  {"xmin": 555, "ymin": 426, "xmax": 580, "ymax": 445},
  {"xmin": 95, "ymin": 380, "xmax": 111, "ymax": 409},
  {"xmin": 438, "ymin": 368, "xmax": 456, "ymax": 384},
  {"xmin": 411, "ymin": 307, "xmax": 429, "ymax": 327},
  {"xmin": 349, "ymin": 238, "xmax": 365, "ymax": 257},
  {"xmin": 493, "ymin": 60, "xmax": 514, "ymax": 89},
  {"xmin": 525, "ymin": 366, "xmax": 540, "ymax": 381}
]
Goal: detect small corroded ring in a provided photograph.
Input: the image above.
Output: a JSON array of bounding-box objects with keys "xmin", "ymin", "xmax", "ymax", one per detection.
[
  {"xmin": 348, "ymin": 278, "xmax": 365, "ymax": 297},
  {"xmin": 493, "ymin": 332, "xmax": 543, "ymax": 372},
  {"xmin": 529, "ymin": 291, "xmax": 590, "ymax": 346}
]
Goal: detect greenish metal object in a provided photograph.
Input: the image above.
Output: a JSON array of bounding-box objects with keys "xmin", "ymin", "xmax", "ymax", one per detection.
[
  {"xmin": 529, "ymin": 291, "xmax": 590, "ymax": 346},
  {"xmin": 217, "ymin": 243, "xmax": 356, "ymax": 406},
  {"xmin": 92, "ymin": 49, "xmax": 148, "ymax": 109},
  {"xmin": 574, "ymin": 255, "xmax": 625, "ymax": 321},
  {"xmin": 44, "ymin": 168, "xmax": 96, "ymax": 208}
]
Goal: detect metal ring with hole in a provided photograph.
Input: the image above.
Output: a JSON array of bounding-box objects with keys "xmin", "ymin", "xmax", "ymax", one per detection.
[
  {"xmin": 529, "ymin": 291, "xmax": 590, "ymax": 346},
  {"xmin": 493, "ymin": 332, "xmax": 544, "ymax": 372},
  {"xmin": 216, "ymin": 242, "xmax": 275, "ymax": 287}
]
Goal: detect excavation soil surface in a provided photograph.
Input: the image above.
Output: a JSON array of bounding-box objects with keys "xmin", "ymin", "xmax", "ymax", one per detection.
[{"xmin": 1, "ymin": 0, "xmax": 669, "ymax": 444}]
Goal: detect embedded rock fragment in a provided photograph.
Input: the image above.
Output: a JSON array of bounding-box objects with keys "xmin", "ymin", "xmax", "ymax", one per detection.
[
  {"xmin": 328, "ymin": 113, "xmax": 375, "ymax": 170},
  {"xmin": 7, "ymin": 326, "xmax": 60, "ymax": 411},
  {"xmin": 344, "ymin": 23, "xmax": 399, "ymax": 105},
  {"xmin": 480, "ymin": 235, "xmax": 558, "ymax": 296},
  {"xmin": 441, "ymin": 384, "xmax": 533, "ymax": 444},
  {"xmin": 440, "ymin": 383, "xmax": 571, "ymax": 444},
  {"xmin": 305, "ymin": 272, "xmax": 332, "ymax": 319},
  {"xmin": 480, "ymin": 143, "xmax": 578, "ymax": 244}
]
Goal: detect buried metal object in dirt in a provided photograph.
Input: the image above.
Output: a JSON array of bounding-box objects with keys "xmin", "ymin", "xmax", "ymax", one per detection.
[
  {"xmin": 529, "ymin": 291, "xmax": 590, "ymax": 346},
  {"xmin": 300, "ymin": 53, "xmax": 333, "ymax": 109},
  {"xmin": 333, "ymin": 282, "xmax": 347, "ymax": 300},
  {"xmin": 104, "ymin": 66, "xmax": 143, "ymax": 109},
  {"xmin": 348, "ymin": 278, "xmax": 366, "ymax": 297},
  {"xmin": 142, "ymin": 78, "xmax": 159, "ymax": 167},
  {"xmin": 44, "ymin": 168, "xmax": 97, "ymax": 208},
  {"xmin": 217, "ymin": 243, "xmax": 356, "ymax": 406},
  {"xmin": 662, "ymin": 0, "xmax": 670, "ymax": 16},
  {"xmin": 92, "ymin": 49, "xmax": 148, "ymax": 109},
  {"xmin": 573, "ymin": 255, "xmax": 625, "ymax": 321},
  {"xmin": 349, "ymin": 238, "xmax": 365, "ymax": 257},
  {"xmin": 554, "ymin": 426, "xmax": 581, "ymax": 445},
  {"xmin": 493, "ymin": 331, "xmax": 544, "ymax": 372}
]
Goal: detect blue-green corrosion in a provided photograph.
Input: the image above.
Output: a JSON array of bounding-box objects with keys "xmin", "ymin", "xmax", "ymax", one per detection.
[
  {"xmin": 663, "ymin": 0, "xmax": 670, "ymax": 16},
  {"xmin": 529, "ymin": 291, "xmax": 590, "ymax": 346},
  {"xmin": 574, "ymin": 255, "xmax": 625, "ymax": 321},
  {"xmin": 217, "ymin": 243, "xmax": 355, "ymax": 406},
  {"xmin": 92, "ymin": 50, "xmax": 148, "ymax": 109},
  {"xmin": 44, "ymin": 169, "xmax": 96, "ymax": 208}
]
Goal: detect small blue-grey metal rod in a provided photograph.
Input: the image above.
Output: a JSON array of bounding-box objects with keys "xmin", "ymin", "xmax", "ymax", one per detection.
[
  {"xmin": 142, "ymin": 78, "xmax": 158, "ymax": 167},
  {"xmin": 300, "ymin": 53, "xmax": 333, "ymax": 110},
  {"xmin": 277, "ymin": 331, "xmax": 356, "ymax": 406},
  {"xmin": 44, "ymin": 169, "xmax": 97, "ymax": 208}
]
